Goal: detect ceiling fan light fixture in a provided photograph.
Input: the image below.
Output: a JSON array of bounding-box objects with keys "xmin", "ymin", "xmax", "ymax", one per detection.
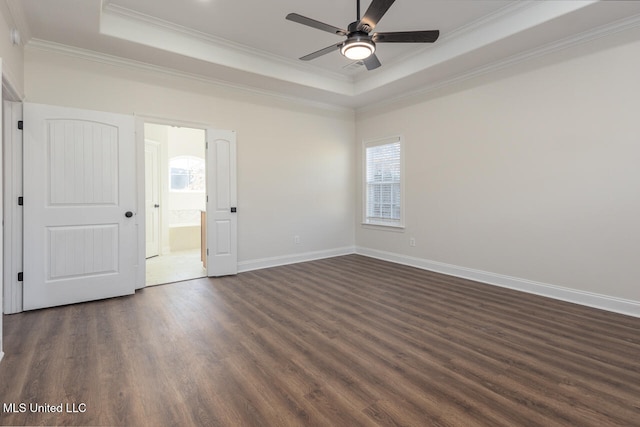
[{"xmin": 341, "ymin": 38, "xmax": 375, "ymax": 60}]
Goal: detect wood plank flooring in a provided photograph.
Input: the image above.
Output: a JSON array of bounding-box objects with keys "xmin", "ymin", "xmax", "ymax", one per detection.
[{"xmin": 1, "ymin": 254, "xmax": 639, "ymax": 426}]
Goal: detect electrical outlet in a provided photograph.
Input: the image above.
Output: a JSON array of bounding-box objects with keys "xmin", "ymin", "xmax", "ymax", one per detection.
[
  {"xmin": 294, "ymin": 235, "xmax": 300, "ymax": 244},
  {"xmin": 409, "ymin": 237, "xmax": 416, "ymax": 247}
]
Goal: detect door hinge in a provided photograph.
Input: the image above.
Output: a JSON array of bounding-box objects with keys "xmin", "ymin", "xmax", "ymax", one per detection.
[
  {"xmin": 18, "ymin": 272, "xmax": 23, "ymax": 282},
  {"xmin": 18, "ymin": 196, "xmax": 23, "ymax": 206},
  {"xmin": 17, "ymin": 120, "xmax": 23, "ymax": 130},
  {"xmin": 207, "ymin": 249, "xmax": 209, "ymax": 256}
]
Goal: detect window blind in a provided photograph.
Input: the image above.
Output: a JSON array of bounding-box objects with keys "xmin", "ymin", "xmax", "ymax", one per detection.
[{"xmin": 365, "ymin": 137, "xmax": 401, "ymax": 226}]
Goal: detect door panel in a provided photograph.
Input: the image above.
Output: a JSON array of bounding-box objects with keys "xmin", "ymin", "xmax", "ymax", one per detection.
[
  {"xmin": 23, "ymin": 103, "xmax": 137, "ymax": 310},
  {"xmin": 215, "ymin": 221, "xmax": 231, "ymax": 255},
  {"xmin": 48, "ymin": 225, "xmax": 118, "ymax": 280},
  {"xmin": 48, "ymin": 120, "xmax": 118, "ymax": 204},
  {"xmin": 206, "ymin": 129, "xmax": 237, "ymax": 276}
]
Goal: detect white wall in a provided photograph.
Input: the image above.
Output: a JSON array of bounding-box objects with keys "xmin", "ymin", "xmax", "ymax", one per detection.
[
  {"xmin": 24, "ymin": 47, "xmax": 356, "ymax": 268},
  {"xmin": 356, "ymin": 27, "xmax": 640, "ymax": 314}
]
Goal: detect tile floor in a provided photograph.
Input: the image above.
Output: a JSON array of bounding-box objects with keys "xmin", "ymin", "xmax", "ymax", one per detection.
[{"xmin": 145, "ymin": 249, "xmax": 206, "ymax": 286}]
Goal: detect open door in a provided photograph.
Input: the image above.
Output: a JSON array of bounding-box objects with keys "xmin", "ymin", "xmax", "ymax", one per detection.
[
  {"xmin": 206, "ymin": 129, "xmax": 237, "ymax": 276},
  {"xmin": 145, "ymin": 141, "xmax": 160, "ymax": 258},
  {"xmin": 23, "ymin": 103, "xmax": 137, "ymax": 310}
]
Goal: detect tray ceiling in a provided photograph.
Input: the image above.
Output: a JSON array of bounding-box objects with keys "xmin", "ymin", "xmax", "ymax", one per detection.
[{"xmin": 11, "ymin": 0, "xmax": 640, "ymax": 109}]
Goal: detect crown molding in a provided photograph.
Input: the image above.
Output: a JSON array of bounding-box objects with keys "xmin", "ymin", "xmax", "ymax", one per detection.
[
  {"xmin": 26, "ymin": 39, "xmax": 355, "ymax": 114},
  {"xmin": 352, "ymin": 1, "xmax": 536, "ymax": 84},
  {"xmin": 100, "ymin": 3, "xmax": 355, "ymax": 97},
  {"xmin": 99, "ymin": 1, "xmax": 544, "ymax": 100},
  {"xmin": 441, "ymin": 1, "xmax": 536, "ymax": 42},
  {"xmin": 355, "ymin": 0, "xmax": 598, "ymax": 96},
  {"xmin": 20, "ymin": 1, "xmax": 640, "ymax": 112},
  {"xmin": 357, "ymin": 11, "xmax": 640, "ymax": 114},
  {"xmin": 103, "ymin": 3, "xmax": 350, "ymax": 83}
]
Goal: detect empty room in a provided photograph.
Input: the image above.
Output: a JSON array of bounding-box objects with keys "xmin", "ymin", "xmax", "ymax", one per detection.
[{"xmin": 1, "ymin": 1, "xmax": 639, "ymax": 426}]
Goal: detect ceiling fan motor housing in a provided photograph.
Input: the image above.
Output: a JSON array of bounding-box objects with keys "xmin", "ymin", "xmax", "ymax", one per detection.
[{"xmin": 341, "ymin": 31, "xmax": 376, "ymax": 60}]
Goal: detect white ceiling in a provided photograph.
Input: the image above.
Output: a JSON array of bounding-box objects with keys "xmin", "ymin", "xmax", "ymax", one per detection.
[{"xmin": 11, "ymin": 0, "xmax": 640, "ymax": 109}]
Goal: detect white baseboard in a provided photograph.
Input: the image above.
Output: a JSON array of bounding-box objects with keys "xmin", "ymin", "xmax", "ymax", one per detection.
[
  {"xmin": 238, "ymin": 246, "xmax": 356, "ymax": 273},
  {"xmin": 356, "ymin": 247, "xmax": 640, "ymax": 318}
]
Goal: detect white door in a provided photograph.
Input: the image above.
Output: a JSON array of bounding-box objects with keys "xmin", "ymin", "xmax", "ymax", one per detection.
[
  {"xmin": 23, "ymin": 103, "xmax": 137, "ymax": 310},
  {"xmin": 145, "ymin": 141, "xmax": 160, "ymax": 258},
  {"xmin": 206, "ymin": 129, "xmax": 237, "ymax": 276}
]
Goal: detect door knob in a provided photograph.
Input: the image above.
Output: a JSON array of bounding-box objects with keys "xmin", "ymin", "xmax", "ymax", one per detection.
[
  {"xmin": 154, "ymin": 204, "xmax": 160, "ymax": 208},
  {"xmin": 125, "ymin": 211, "xmax": 133, "ymax": 218}
]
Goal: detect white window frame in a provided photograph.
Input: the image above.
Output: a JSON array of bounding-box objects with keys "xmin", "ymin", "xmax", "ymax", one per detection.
[{"xmin": 362, "ymin": 135, "xmax": 405, "ymax": 228}]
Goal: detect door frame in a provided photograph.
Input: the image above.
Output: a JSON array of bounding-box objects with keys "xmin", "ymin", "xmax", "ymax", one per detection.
[
  {"xmin": 136, "ymin": 115, "xmax": 238, "ymax": 285},
  {"xmin": 3, "ymin": 101, "xmax": 22, "ymax": 314}
]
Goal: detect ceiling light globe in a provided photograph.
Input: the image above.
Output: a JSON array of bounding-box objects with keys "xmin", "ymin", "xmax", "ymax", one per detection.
[{"xmin": 341, "ymin": 40, "xmax": 375, "ymax": 60}]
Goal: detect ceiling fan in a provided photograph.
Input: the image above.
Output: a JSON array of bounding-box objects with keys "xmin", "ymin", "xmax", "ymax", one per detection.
[{"xmin": 286, "ymin": 0, "xmax": 440, "ymax": 71}]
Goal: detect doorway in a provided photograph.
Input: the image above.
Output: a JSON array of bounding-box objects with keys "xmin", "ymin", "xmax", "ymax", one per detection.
[
  {"xmin": 2, "ymin": 110, "xmax": 237, "ymax": 313},
  {"xmin": 144, "ymin": 123, "xmax": 207, "ymax": 286}
]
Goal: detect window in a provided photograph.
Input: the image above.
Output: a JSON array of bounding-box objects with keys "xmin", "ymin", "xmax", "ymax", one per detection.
[
  {"xmin": 169, "ymin": 156, "xmax": 205, "ymax": 192},
  {"xmin": 364, "ymin": 136, "xmax": 403, "ymax": 227}
]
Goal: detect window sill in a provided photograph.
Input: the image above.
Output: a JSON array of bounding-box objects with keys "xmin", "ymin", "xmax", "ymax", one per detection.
[{"xmin": 361, "ymin": 222, "xmax": 405, "ymax": 232}]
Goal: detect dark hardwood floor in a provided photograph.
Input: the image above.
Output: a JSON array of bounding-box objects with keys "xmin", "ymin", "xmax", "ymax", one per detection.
[{"xmin": 1, "ymin": 255, "xmax": 639, "ymax": 426}]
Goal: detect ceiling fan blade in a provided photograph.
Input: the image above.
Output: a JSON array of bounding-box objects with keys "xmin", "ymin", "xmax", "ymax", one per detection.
[
  {"xmin": 363, "ymin": 54, "xmax": 382, "ymax": 70},
  {"xmin": 357, "ymin": 0, "xmax": 396, "ymax": 32},
  {"xmin": 300, "ymin": 43, "xmax": 343, "ymax": 61},
  {"xmin": 286, "ymin": 13, "xmax": 347, "ymax": 36},
  {"xmin": 372, "ymin": 30, "xmax": 440, "ymax": 43}
]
